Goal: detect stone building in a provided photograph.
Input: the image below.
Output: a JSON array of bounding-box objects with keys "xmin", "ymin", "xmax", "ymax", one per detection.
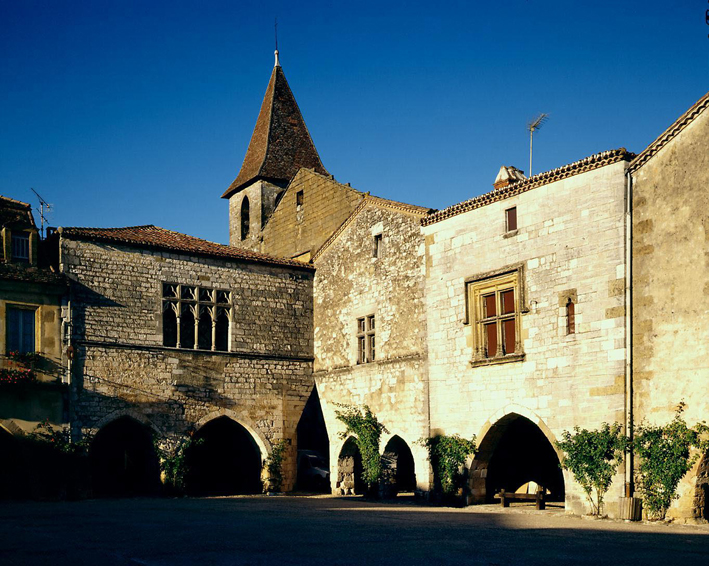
[
  {"xmin": 311, "ymin": 196, "xmax": 433, "ymax": 495},
  {"xmin": 0, "ymin": 196, "xmax": 67, "ymax": 435},
  {"xmin": 628, "ymin": 92, "xmax": 709, "ymax": 520},
  {"xmin": 226, "ymin": 55, "xmax": 708, "ymax": 520},
  {"xmin": 4, "ymin": 52, "xmax": 707, "ymax": 518},
  {"xmin": 54, "ymin": 224, "xmax": 315, "ymax": 495}
]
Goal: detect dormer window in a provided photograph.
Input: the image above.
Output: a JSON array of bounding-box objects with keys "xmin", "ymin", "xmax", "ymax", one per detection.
[{"xmin": 11, "ymin": 232, "xmax": 29, "ymax": 262}]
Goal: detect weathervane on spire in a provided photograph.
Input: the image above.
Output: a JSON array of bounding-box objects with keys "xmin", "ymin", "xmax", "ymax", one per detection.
[{"xmin": 274, "ymin": 17, "xmax": 280, "ymax": 67}]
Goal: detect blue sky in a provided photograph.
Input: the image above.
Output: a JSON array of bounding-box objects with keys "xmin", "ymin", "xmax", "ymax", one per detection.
[{"xmin": 1, "ymin": 1, "xmax": 707, "ymax": 244}]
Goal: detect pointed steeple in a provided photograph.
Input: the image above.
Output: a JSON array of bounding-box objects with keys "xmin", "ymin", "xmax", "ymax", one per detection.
[{"xmin": 221, "ymin": 53, "xmax": 329, "ymax": 199}]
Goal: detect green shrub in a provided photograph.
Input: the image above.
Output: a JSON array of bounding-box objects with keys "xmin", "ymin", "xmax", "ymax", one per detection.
[
  {"xmin": 556, "ymin": 422, "xmax": 626, "ymax": 515},
  {"xmin": 633, "ymin": 403, "xmax": 708, "ymax": 520},
  {"xmin": 265, "ymin": 439, "xmax": 289, "ymax": 493},
  {"xmin": 335, "ymin": 404, "xmax": 388, "ymax": 491},
  {"xmin": 155, "ymin": 435, "xmax": 203, "ymax": 495},
  {"xmin": 422, "ymin": 434, "xmax": 476, "ymax": 497}
]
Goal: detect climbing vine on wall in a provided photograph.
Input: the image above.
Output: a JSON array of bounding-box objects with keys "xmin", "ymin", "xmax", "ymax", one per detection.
[
  {"xmin": 335, "ymin": 404, "xmax": 388, "ymax": 491},
  {"xmin": 155, "ymin": 434, "xmax": 203, "ymax": 495},
  {"xmin": 633, "ymin": 402, "xmax": 709, "ymax": 520},
  {"xmin": 422, "ymin": 434, "xmax": 477, "ymax": 496},
  {"xmin": 265, "ymin": 439, "xmax": 289, "ymax": 493},
  {"xmin": 556, "ymin": 422, "xmax": 627, "ymax": 516}
]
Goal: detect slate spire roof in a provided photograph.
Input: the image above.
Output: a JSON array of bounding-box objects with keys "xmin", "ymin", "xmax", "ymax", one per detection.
[{"xmin": 222, "ymin": 53, "xmax": 329, "ymax": 199}]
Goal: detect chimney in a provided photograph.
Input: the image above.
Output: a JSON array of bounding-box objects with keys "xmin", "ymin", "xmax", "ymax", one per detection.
[{"xmin": 493, "ymin": 166, "xmax": 526, "ymax": 190}]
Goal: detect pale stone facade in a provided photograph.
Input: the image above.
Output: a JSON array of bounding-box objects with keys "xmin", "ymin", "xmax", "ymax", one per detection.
[
  {"xmin": 312, "ymin": 198, "xmax": 431, "ymax": 493},
  {"xmin": 630, "ymin": 92, "xmax": 709, "ymax": 520},
  {"xmin": 422, "ymin": 158, "xmax": 630, "ymax": 515}
]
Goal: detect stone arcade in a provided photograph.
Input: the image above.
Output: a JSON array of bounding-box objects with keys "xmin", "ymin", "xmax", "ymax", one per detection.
[{"xmin": 2, "ymin": 53, "xmax": 708, "ymax": 519}]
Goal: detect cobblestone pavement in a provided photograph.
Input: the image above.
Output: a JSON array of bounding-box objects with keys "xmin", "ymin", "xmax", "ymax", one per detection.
[{"xmin": 2, "ymin": 495, "xmax": 708, "ymax": 565}]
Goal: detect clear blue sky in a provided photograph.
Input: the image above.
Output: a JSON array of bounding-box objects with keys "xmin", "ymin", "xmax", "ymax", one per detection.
[{"xmin": 1, "ymin": 1, "xmax": 707, "ymax": 244}]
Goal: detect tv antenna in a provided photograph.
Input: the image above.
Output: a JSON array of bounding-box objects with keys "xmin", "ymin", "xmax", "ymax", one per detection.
[
  {"xmin": 30, "ymin": 188, "xmax": 52, "ymax": 238},
  {"xmin": 527, "ymin": 113, "xmax": 549, "ymax": 177}
]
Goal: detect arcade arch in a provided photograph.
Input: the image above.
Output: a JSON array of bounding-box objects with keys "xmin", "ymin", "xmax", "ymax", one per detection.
[
  {"xmin": 184, "ymin": 416, "xmax": 262, "ymax": 496},
  {"xmin": 470, "ymin": 412, "xmax": 564, "ymax": 504},
  {"xmin": 89, "ymin": 416, "xmax": 161, "ymax": 497}
]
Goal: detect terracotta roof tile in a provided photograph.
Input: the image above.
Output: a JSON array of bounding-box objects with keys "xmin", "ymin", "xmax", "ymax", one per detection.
[
  {"xmin": 422, "ymin": 148, "xmax": 634, "ymax": 227},
  {"xmin": 629, "ymin": 91, "xmax": 709, "ymax": 172},
  {"xmin": 222, "ymin": 65, "xmax": 328, "ymax": 199},
  {"xmin": 59, "ymin": 225, "xmax": 314, "ymax": 270},
  {"xmin": 0, "ymin": 263, "xmax": 66, "ymax": 286},
  {"xmin": 0, "ymin": 195, "xmax": 36, "ymax": 229}
]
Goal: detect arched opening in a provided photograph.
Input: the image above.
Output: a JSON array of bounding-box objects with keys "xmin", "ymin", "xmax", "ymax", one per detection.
[
  {"xmin": 695, "ymin": 450, "xmax": 709, "ymax": 520},
  {"xmin": 295, "ymin": 387, "xmax": 330, "ymax": 492},
  {"xmin": 90, "ymin": 416, "xmax": 160, "ymax": 497},
  {"xmin": 336, "ymin": 437, "xmax": 365, "ymax": 495},
  {"xmin": 184, "ymin": 416, "xmax": 262, "ymax": 496},
  {"xmin": 470, "ymin": 413, "xmax": 564, "ymax": 504},
  {"xmin": 381, "ymin": 435, "xmax": 416, "ymax": 497},
  {"xmin": 240, "ymin": 197, "xmax": 250, "ymax": 240},
  {"xmin": 197, "ymin": 309, "xmax": 212, "ymax": 350},
  {"xmin": 0, "ymin": 427, "xmax": 22, "ymax": 499}
]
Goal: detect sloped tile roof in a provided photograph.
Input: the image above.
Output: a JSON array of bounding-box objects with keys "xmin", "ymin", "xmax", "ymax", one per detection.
[
  {"xmin": 629, "ymin": 91, "xmax": 709, "ymax": 173},
  {"xmin": 0, "ymin": 195, "xmax": 36, "ymax": 229},
  {"xmin": 312, "ymin": 194, "xmax": 434, "ymax": 262},
  {"xmin": 422, "ymin": 148, "xmax": 634, "ymax": 227},
  {"xmin": 59, "ymin": 225, "xmax": 314, "ymax": 270},
  {"xmin": 222, "ymin": 65, "xmax": 328, "ymax": 199},
  {"xmin": 0, "ymin": 262, "xmax": 66, "ymax": 287}
]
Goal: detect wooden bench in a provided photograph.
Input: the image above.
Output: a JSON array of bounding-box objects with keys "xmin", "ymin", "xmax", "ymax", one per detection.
[{"xmin": 494, "ymin": 488, "xmax": 546, "ymax": 510}]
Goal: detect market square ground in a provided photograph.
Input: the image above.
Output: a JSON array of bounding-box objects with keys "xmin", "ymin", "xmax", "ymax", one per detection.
[{"xmin": 1, "ymin": 496, "xmax": 708, "ymax": 565}]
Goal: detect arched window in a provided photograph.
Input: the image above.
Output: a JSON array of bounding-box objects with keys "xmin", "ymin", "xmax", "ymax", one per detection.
[
  {"xmin": 566, "ymin": 298, "xmax": 575, "ymax": 335},
  {"xmin": 240, "ymin": 197, "xmax": 250, "ymax": 240}
]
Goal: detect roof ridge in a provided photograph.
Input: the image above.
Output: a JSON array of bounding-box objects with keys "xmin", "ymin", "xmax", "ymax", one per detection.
[
  {"xmin": 59, "ymin": 224, "xmax": 314, "ymax": 270},
  {"xmin": 0, "ymin": 195, "xmax": 32, "ymax": 209},
  {"xmin": 629, "ymin": 91, "xmax": 709, "ymax": 172},
  {"xmin": 422, "ymin": 148, "xmax": 634, "ymax": 227}
]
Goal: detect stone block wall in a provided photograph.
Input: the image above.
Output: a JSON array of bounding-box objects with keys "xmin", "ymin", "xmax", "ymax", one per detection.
[
  {"xmin": 422, "ymin": 161, "xmax": 629, "ymax": 515},
  {"xmin": 313, "ymin": 202, "xmax": 430, "ymax": 491},
  {"xmin": 631, "ymin": 103, "xmax": 709, "ymax": 520},
  {"xmin": 59, "ymin": 236, "xmax": 315, "ymax": 489},
  {"xmin": 259, "ymin": 169, "xmax": 364, "ymax": 259}
]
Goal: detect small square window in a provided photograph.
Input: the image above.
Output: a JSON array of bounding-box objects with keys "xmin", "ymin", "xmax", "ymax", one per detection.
[{"xmin": 505, "ymin": 207, "xmax": 517, "ymax": 232}]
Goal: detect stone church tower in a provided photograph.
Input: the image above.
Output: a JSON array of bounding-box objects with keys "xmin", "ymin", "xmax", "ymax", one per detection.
[{"xmin": 222, "ymin": 51, "xmax": 329, "ymax": 251}]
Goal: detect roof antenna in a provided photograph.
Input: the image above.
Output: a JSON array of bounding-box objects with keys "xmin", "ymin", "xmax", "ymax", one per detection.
[
  {"xmin": 30, "ymin": 187, "xmax": 52, "ymax": 239},
  {"xmin": 274, "ymin": 17, "xmax": 280, "ymax": 67},
  {"xmin": 527, "ymin": 113, "xmax": 549, "ymax": 177}
]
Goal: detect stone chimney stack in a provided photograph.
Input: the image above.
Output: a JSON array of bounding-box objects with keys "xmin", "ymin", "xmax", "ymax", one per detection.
[{"xmin": 493, "ymin": 165, "xmax": 526, "ymax": 190}]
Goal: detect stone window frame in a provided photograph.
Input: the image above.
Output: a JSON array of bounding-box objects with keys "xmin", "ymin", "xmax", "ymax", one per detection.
[
  {"xmin": 161, "ymin": 283, "xmax": 233, "ymax": 352},
  {"xmin": 373, "ymin": 233, "xmax": 383, "ymax": 259},
  {"xmin": 240, "ymin": 196, "xmax": 250, "ymax": 241},
  {"xmin": 465, "ymin": 264, "xmax": 526, "ymax": 367},
  {"xmin": 356, "ymin": 314, "xmax": 376, "ymax": 364}
]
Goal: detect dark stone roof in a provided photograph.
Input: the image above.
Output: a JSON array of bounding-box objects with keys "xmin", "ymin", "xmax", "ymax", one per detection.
[
  {"xmin": 222, "ymin": 65, "xmax": 328, "ymax": 199},
  {"xmin": 59, "ymin": 225, "xmax": 314, "ymax": 270},
  {"xmin": 0, "ymin": 262, "xmax": 66, "ymax": 287},
  {"xmin": 0, "ymin": 195, "xmax": 36, "ymax": 229}
]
